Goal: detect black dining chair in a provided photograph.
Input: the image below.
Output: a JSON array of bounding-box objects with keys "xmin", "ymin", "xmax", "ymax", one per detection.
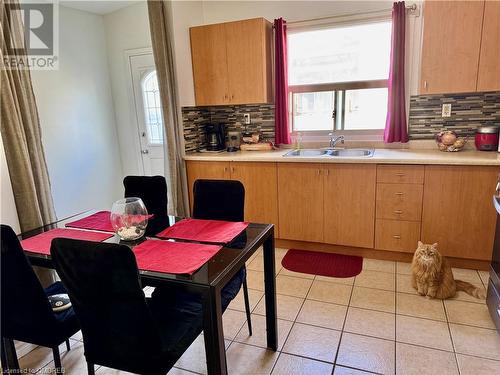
[
  {"xmin": 50, "ymin": 238, "xmax": 221, "ymax": 375},
  {"xmin": 192, "ymin": 179, "xmax": 252, "ymax": 335},
  {"xmin": 123, "ymin": 175, "xmax": 170, "ymax": 236},
  {"xmin": 0, "ymin": 225, "xmax": 79, "ymax": 374}
]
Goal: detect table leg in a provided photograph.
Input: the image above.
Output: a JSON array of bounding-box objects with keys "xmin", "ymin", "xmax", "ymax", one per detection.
[
  {"xmin": 202, "ymin": 286, "xmax": 227, "ymax": 375},
  {"xmin": 1, "ymin": 337, "xmax": 20, "ymax": 372},
  {"xmin": 263, "ymin": 230, "xmax": 278, "ymax": 351}
]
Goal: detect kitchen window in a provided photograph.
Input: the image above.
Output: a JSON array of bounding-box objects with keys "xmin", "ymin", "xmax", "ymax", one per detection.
[{"xmin": 288, "ymin": 19, "xmax": 392, "ymax": 133}]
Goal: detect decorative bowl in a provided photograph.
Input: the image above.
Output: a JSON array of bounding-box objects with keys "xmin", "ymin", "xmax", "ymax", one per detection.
[{"xmin": 110, "ymin": 197, "xmax": 149, "ymax": 241}]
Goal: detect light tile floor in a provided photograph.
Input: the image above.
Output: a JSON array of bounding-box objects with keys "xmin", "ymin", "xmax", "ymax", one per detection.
[{"xmin": 11, "ymin": 250, "xmax": 500, "ymax": 375}]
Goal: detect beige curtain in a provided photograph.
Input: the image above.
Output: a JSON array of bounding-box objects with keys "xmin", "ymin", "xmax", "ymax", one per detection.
[
  {"xmin": 147, "ymin": 0, "xmax": 189, "ymax": 217},
  {"xmin": 1, "ymin": 1, "xmax": 57, "ymax": 231},
  {"xmin": 1, "ymin": 1, "xmax": 57, "ymax": 285}
]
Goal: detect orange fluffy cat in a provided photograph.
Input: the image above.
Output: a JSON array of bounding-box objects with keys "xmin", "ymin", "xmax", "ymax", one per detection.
[{"xmin": 411, "ymin": 242, "xmax": 485, "ymax": 299}]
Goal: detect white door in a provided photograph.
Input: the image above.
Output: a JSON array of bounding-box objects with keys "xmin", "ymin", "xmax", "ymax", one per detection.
[{"xmin": 129, "ymin": 52, "xmax": 165, "ymax": 176}]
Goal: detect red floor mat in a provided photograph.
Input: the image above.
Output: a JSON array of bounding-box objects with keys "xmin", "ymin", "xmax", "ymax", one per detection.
[{"xmin": 282, "ymin": 249, "xmax": 363, "ymax": 278}]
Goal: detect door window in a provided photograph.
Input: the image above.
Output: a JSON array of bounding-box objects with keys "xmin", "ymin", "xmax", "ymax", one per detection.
[{"xmin": 141, "ymin": 71, "xmax": 164, "ymax": 145}]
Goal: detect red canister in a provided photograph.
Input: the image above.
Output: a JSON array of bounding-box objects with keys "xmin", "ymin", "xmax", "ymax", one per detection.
[{"xmin": 475, "ymin": 126, "xmax": 499, "ymax": 151}]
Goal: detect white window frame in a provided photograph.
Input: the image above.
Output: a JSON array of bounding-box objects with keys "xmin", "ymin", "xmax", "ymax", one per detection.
[{"xmin": 287, "ymin": 11, "xmax": 392, "ymax": 141}]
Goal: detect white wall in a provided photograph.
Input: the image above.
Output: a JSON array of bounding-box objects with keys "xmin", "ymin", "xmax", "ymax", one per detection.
[
  {"xmin": 0, "ymin": 138, "xmax": 21, "ymax": 233},
  {"xmin": 104, "ymin": 2, "xmax": 153, "ymax": 177},
  {"xmin": 31, "ymin": 6, "xmax": 123, "ymax": 219}
]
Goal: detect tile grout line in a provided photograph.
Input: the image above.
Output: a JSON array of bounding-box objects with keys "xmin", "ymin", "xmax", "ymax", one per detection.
[
  {"xmin": 267, "ymin": 272, "xmax": 318, "ymax": 375},
  {"xmin": 330, "ymin": 274, "xmax": 357, "ymax": 375},
  {"xmin": 443, "ymin": 296, "xmax": 462, "ymax": 375}
]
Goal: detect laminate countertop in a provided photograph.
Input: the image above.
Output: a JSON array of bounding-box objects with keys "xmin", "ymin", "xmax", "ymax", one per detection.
[{"xmin": 184, "ymin": 148, "xmax": 500, "ymax": 166}]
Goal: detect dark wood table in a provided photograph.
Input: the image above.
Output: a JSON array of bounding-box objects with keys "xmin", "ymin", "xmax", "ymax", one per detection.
[{"xmin": 17, "ymin": 211, "xmax": 278, "ymax": 375}]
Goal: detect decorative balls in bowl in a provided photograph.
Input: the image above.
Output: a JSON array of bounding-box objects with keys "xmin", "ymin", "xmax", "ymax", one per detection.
[
  {"xmin": 110, "ymin": 197, "xmax": 149, "ymax": 241},
  {"xmin": 436, "ymin": 131, "xmax": 467, "ymax": 152}
]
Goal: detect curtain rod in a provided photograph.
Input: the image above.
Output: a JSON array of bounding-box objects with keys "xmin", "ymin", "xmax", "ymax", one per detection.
[{"xmin": 276, "ymin": 3, "xmax": 419, "ymax": 27}]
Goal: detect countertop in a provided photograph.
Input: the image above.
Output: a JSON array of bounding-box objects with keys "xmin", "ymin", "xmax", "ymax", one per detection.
[{"xmin": 184, "ymin": 148, "xmax": 500, "ymax": 166}]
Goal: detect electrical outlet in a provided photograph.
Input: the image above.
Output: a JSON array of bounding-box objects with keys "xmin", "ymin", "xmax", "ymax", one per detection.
[
  {"xmin": 442, "ymin": 103, "xmax": 452, "ymax": 117},
  {"xmin": 243, "ymin": 114, "xmax": 251, "ymax": 124}
]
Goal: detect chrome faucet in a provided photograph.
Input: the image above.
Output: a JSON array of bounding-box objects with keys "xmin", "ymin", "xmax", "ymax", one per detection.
[{"xmin": 328, "ymin": 133, "xmax": 345, "ymax": 148}]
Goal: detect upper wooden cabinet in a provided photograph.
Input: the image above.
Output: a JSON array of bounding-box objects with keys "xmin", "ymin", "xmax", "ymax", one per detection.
[
  {"xmin": 190, "ymin": 18, "xmax": 273, "ymax": 106},
  {"xmin": 477, "ymin": 1, "xmax": 500, "ymax": 92},
  {"xmin": 420, "ymin": 1, "xmax": 484, "ymax": 94}
]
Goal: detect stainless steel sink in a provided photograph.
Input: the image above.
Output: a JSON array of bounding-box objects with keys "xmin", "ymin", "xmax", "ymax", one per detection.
[
  {"xmin": 283, "ymin": 148, "xmax": 374, "ymax": 158},
  {"xmin": 283, "ymin": 149, "xmax": 332, "ymax": 157},
  {"xmin": 330, "ymin": 149, "xmax": 374, "ymax": 157}
]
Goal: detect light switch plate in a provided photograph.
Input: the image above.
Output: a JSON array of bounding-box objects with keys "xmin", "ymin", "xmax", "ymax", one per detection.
[
  {"xmin": 442, "ymin": 103, "xmax": 452, "ymax": 117},
  {"xmin": 243, "ymin": 114, "xmax": 251, "ymax": 124}
]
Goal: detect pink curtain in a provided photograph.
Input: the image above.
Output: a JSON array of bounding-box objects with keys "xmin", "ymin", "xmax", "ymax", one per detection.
[
  {"xmin": 384, "ymin": 2, "xmax": 408, "ymax": 143},
  {"xmin": 274, "ymin": 18, "xmax": 291, "ymax": 145}
]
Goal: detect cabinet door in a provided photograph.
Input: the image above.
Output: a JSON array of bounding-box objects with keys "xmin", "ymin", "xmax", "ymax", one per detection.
[
  {"xmin": 277, "ymin": 163, "xmax": 324, "ymax": 242},
  {"xmin": 477, "ymin": 1, "xmax": 500, "ymax": 91},
  {"xmin": 190, "ymin": 23, "xmax": 229, "ymax": 106},
  {"xmin": 230, "ymin": 162, "xmax": 279, "ymax": 236},
  {"xmin": 421, "ymin": 166, "xmax": 498, "ymax": 260},
  {"xmin": 185, "ymin": 160, "xmax": 230, "ymax": 212},
  {"xmin": 420, "ymin": 1, "xmax": 484, "ymax": 94},
  {"xmin": 225, "ymin": 18, "xmax": 272, "ymax": 104},
  {"xmin": 324, "ymin": 164, "xmax": 376, "ymax": 248}
]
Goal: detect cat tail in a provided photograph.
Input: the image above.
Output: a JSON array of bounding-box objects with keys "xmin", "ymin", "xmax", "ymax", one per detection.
[{"xmin": 455, "ymin": 280, "xmax": 486, "ymax": 299}]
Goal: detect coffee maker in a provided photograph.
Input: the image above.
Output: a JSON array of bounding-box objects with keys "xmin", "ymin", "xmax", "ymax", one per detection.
[{"xmin": 205, "ymin": 123, "xmax": 226, "ymax": 151}]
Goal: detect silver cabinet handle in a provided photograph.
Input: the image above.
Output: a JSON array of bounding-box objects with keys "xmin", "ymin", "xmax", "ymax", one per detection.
[
  {"xmin": 394, "ymin": 210, "xmax": 403, "ymax": 214},
  {"xmin": 424, "ymin": 80, "xmax": 428, "ymax": 90},
  {"xmin": 396, "ymin": 172, "xmax": 405, "ymax": 177},
  {"xmin": 325, "ymin": 169, "xmax": 330, "ymax": 176},
  {"xmin": 231, "ymin": 167, "xmax": 235, "ymax": 173},
  {"xmin": 141, "ymin": 150, "xmax": 149, "ymax": 154},
  {"xmin": 224, "ymin": 167, "xmax": 228, "ymax": 172},
  {"xmin": 395, "ymin": 192, "xmax": 404, "ymax": 196},
  {"xmin": 393, "ymin": 235, "xmax": 401, "ymax": 239}
]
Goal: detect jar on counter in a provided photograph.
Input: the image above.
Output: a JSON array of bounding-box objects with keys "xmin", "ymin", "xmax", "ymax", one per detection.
[{"xmin": 475, "ymin": 125, "xmax": 499, "ymax": 151}]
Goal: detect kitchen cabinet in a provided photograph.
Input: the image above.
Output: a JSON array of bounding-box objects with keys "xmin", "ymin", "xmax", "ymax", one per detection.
[
  {"xmin": 421, "ymin": 166, "xmax": 498, "ymax": 260},
  {"xmin": 185, "ymin": 160, "xmax": 279, "ymax": 234},
  {"xmin": 375, "ymin": 219, "xmax": 421, "ymax": 253},
  {"xmin": 189, "ymin": 23, "xmax": 229, "ymax": 106},
  {"xmin": 420, "ymin": 1, "xmax": 484, "ymax": 94},
  {"xmin": 324, "ymin": 164, "xmax": 376, "ymax": 248},
  {"xmin": 230, "ymin": 162, "xmax": 279, "ymax": 236},
  {"xmin": 277, "ymin": 163, "xmax": 324, "ymax": 243},
  {"xmin": 477, "ymin": 0, "xmax": 500, "ymax": 92},
  {"xmin": 186, "ymin": 161, "xmax": 230, "ymax": 210},
  {"xmin": 190, "ymin": 18, "xmax": 273, "ymax": 106}
]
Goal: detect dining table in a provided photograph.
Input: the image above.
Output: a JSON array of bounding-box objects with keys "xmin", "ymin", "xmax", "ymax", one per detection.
[{"xmin": 15, "ymin": 210, "xmax": 278, "ymax": 375}]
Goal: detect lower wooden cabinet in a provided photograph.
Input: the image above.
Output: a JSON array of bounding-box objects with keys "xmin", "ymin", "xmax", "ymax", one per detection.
[
  {"xmin": 375, "ymin": 219, "xmax": 421, "ymax": 252},
  {"xmin": 324, "ymin": 164, "xmax": 376, "ymax": 248},
  {"xmin": 421, "ymin": 165, "xmax": 498, "ymax": 260},
  {"xmin": 186, "ymin": 160, "xmax": 498, "ymax": 262},
  {"xmin": 277, "ymin": 163, "xmax": 324, "ymax": 242},
  {"xmin": 230, "ymin": 162, "xmax": 279, "ymax": 236},
  {"xmin": 185, "ymin": 160, "xmax": 279, "ymax": 235},
  {"xmin": 186, "ymin": 161, "xmax": 230, "ymax": 211}
]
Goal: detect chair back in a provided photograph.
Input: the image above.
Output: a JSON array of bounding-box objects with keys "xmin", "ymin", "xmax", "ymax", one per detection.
[
  {"xmin": 50, "ymin": 238, "xmax": 163, "ymax": 370},
  {"xmin": 0, "ymin": 225, "xmax": 60, "ymax": 345},
  {"xmin": 123, "ymin": 175, "xmax": 170, "ymax": 235},
  {"xmin": 192, "ymin": 179, "xmax": 245, "ymax": 222}
]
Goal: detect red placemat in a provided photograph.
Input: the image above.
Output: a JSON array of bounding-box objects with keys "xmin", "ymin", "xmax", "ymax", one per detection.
[
  {"xmin": 66, "ymin": 211, "xmax": 114, "ymax": 232},
  {"xmin": 133, "ymin": 240, "xmax": 222, "ymax": 275},
  {"xmin": 21, "ymin": 228, "xmax": 114, "ymax": 255},
  {"xmin": 156, "ymin": 218, "xmax": 248, "ymax": 243}
]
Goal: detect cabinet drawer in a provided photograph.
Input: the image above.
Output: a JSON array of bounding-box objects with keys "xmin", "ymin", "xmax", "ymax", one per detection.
[
  {"xmin": 377, "ymin": 165, "xmax": 424, "ymax": 184},
  {"xmin": 375, "ymin": 219, "xmax": 421, "ymax": 253},
  {"xmin": 376, "ymin": 184, "xmax": 423, "ymax": 221}
]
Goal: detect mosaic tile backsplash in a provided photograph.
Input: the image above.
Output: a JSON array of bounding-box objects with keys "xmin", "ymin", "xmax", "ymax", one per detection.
[
  {"xmin": 182, "ymin": 104, "xmax": 275, "ymax": 152},
  {"xmin": 408, "ymin": 91, "xmax": 500, "ymax": 140}
]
